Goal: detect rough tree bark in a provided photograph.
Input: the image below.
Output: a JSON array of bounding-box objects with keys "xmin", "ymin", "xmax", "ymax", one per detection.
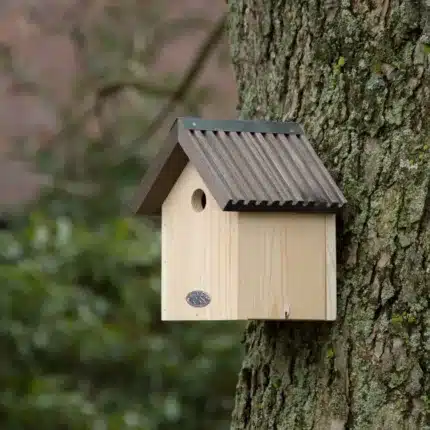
[{"xmin": 227, "ymin": 1, "xmax": 429, "ymax": 429}]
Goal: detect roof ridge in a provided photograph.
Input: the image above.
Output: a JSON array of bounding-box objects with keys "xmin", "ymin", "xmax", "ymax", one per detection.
[{"xmin": 177, "ymin": 117, "xmax": 304, "ymax": 135}]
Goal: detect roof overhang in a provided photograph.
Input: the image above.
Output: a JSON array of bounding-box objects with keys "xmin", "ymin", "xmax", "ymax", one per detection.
[
  {"xmin": 132, "ymin": 122, "xmax": 188, "ymax": 216},
  {"xmin": 132, "ymin": 117, "xmax": 347, "ymax": 216}
]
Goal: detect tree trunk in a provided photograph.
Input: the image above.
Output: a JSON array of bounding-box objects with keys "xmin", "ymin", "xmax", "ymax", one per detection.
[{"xmin": 227, "ymin": 1, "xmax": 430, "ymax": 429}]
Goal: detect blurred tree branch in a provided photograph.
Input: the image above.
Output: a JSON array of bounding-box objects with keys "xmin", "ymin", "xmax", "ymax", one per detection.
[
  {"xmin": 143, "ymin": 13, "xmax": 227, "ymax": 139},
  {"xmin": 90, "ymin": 13, "xmax": 227, "ymax": 140},
  {"xmin": 47, "ymin": 13, "xmax": 226, "ymax": 151},
  {"xmin": 96, "ymin": 80, "xmax": 176, "ymax": 100}
]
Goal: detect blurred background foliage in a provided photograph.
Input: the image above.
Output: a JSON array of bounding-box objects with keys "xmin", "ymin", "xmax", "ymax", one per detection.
[{"xmin": 0, "ymin": 0, "xmax": 243, "ymax": 429}]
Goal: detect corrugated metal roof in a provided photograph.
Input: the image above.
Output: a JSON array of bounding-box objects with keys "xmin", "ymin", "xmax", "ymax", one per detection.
[
  {"xmin": 133, "ymin": 117, "xmax": 346, "ymax": 215},
  {"xmin": 185, "ymin": 129, "xmax": 346, "ymax": 210}
]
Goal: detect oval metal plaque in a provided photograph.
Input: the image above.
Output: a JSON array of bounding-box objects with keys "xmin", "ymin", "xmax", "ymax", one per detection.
[{"xmin": 186, "ymin": 290, "xmax": 211, "ymax": 308}]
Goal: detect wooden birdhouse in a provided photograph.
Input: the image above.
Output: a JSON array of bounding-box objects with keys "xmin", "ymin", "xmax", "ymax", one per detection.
[{"xmin": 133, "ymin": 118, "xmax": 346, "ymax": 321}]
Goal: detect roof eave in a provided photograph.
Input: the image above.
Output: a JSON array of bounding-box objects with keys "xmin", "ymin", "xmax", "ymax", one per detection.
[
  {"xmin": 132, "ymin": 119, "xmax": 232, "ymax": 216},
  {"xmin": 224, "ymin": 200, "xmax": 346, "ymax": 213},
  {"xmin": 132, "ymin": 122, "xmax": 188, "ymax": 216}
]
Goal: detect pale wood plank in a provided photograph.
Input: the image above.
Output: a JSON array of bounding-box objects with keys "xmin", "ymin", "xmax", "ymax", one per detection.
[
  {"xmin": 325, "ymin": 214, "xmax": 337, "ymax": 320},
  {"xmin": 161, "ymin": 163, "xmax": 238, "ymax": 320},
  {"xmin": 237, "ymin": 213, "xmax": 327, "ymax": 320}
]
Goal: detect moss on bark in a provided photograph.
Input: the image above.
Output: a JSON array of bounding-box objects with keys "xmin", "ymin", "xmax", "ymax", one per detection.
[{"xmin": 227, "ymin": 1, "xmax": 430, "ymax": 428}]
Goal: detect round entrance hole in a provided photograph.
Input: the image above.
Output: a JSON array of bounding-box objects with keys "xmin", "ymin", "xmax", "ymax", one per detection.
[{"xmin": 191, "ymin": 189, "xmax": 206, "ymax": 212}]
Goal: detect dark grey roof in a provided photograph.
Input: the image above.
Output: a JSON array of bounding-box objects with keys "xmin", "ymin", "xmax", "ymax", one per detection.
[{"xmin": 133, "ymin": 117, "xmax": 347, "ymax": 215}]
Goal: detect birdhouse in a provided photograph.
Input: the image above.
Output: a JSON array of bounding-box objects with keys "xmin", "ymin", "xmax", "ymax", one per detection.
[{"xmin": 133, "ymin": 118, "xmax": 346, "ymax": 321}]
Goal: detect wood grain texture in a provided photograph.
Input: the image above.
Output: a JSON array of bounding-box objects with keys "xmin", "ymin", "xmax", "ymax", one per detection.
[
  {"xmin": 161, "ymin": 162, "xmax": 239, "ymax": 320},
  {"xmin": 237, "ymin": 212, "xmax": 327, "ymax": 320},
  {"xmin": 325, "ymin": 214, "xmax": 337, "ymax": 320}
]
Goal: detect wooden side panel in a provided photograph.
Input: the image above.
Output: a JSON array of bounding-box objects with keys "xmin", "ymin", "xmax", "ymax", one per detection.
[
  {"xmin": 161, "ymin": 163, "xmax": 239, "ymax": 320},
  {"xmin": 236, "ymin": 215, "xmax": 287, "ymax": 319},
  {"xmin": 325, "ymin": 214, "xmax": 337, "ymax": 320},
  {"xmin": 237, "ymin": 213, "xmax": 327, "ymax": 320}
]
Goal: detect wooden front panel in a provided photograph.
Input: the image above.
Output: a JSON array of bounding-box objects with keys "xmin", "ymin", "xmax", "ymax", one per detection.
[
  {"xmin": 161, "ymin": 163, "xmax": 239, "ymax": 320},
  {"xmin": 237, "ymin": 213, "xmax": 331, "ymax": 320}
]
